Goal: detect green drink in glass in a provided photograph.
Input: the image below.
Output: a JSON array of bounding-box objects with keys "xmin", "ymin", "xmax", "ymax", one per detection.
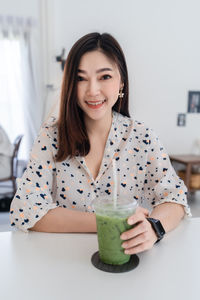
[{"xmin": 93, "ymin": 198, "xmax": 137, "ymax": 265}]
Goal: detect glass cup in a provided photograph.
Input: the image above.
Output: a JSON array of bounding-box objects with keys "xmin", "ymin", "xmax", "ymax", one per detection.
[{"xmin": 92, "ymin": 198, "xmax": 138, "ymax": 265}]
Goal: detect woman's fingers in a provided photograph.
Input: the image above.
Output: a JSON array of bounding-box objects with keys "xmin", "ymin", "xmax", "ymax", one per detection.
[
  {"xmin": 127, "ymin": 207, "xmax": 149, "ymax": 226},
  {"xmin": 120, "ymin": 207, "xmax": 149, "ymax": 240},
  {"xmin": 121, "ymin": 218, "xmax": 150, "ymax": 240},
  {"xmin": 124, "ymin": 240, "xmax": 154, "ymax": 255},
  {"xmin": 122, "ymin": 225, "xmax": 157, "ymax": 255},
  {"xmin": 122, "ymin": 230, "xmax": 149, "ymax": 249},
  {"xmin": 120, "ymin": 206, "xmax": 158, "ymax": 254}
]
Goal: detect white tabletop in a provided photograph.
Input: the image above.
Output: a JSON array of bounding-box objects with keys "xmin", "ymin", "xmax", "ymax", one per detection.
[{"xmin": 0, "ymin": 218, "xmax": 200, "ymax": 300}]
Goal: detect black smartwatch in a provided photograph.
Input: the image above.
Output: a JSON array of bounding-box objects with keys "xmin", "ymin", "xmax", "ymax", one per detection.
[{"xmin": 147, "ymin": 217, "xmax": 165, "ymax": 243}]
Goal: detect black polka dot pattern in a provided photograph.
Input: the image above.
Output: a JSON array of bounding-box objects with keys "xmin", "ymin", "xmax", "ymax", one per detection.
[{"xmin": 10, "ymin": 112, "xmax": 191, "ymax": 232}]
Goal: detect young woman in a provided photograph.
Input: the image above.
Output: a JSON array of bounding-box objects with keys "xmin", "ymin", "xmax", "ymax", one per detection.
[{"xmin": 10, "ymin": 32, "xmax": 191, "ymax": 255}]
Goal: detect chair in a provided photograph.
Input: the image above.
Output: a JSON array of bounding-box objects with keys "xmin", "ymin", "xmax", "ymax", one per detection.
[{"xmin": 0, "ymin": 135, "xmax": 23, "ymax": 198}]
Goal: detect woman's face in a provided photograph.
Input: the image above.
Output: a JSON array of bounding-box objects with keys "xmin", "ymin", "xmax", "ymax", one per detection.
[{"xmin": 77, "ymin": 50, "xmax": 123, "ymax": 123}]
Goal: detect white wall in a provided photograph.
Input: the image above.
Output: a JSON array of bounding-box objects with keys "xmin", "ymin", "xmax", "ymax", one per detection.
[
  {"xmin": 0, "ymin": 0, "xmax": 38, "ymax": 17},
  {"xmin": 44, "ymin": 0, "xmax": 200, "ymax": 155}
]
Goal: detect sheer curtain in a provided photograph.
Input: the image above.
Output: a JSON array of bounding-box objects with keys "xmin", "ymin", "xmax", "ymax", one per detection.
[{"xmin": 0, "ymin": 16, "xmax": 43, "ymax": 160}]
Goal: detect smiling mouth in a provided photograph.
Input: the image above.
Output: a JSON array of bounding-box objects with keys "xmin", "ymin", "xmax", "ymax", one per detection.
[
  {"xmin": 85, "ymin": 99, "xmax": 106, "ymax": 109},
  {"xmin": 85, "ymin": 100, "xmax": 106, "ymax": 106}
]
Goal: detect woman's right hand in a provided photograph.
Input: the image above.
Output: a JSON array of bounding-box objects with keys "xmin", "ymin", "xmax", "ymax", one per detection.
[{"xmin": 120, "ymin": 207, "xmax": 157, "ymax": 255}]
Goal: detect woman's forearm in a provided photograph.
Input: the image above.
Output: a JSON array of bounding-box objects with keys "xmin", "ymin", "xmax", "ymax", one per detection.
[
  {"xmin": 150, "ymin": 202, "xmax": 185, "ymax": 233},
  {"xmin": 30, "ymin": 202, "xmax": 185, "ymax": 234},
  {"xmin": 30, "ymin": 207, "xmax": 97, "ymax": 233}
]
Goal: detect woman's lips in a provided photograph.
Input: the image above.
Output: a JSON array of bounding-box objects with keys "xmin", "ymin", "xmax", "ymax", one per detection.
[{"xmin": 85, "ymin": 100, "xmax": 106, "ymax": 109}]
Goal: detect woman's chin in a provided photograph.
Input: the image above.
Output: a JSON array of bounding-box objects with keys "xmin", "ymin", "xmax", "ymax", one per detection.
[{"xmin": 84, "ymin": 107, "xmax": 112, "ymax": 122}]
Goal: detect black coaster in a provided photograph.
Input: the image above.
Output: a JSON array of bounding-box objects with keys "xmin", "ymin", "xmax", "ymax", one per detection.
[{"xmin": 91, "ymin": 251, "xmax": 139, "ymax": 273}]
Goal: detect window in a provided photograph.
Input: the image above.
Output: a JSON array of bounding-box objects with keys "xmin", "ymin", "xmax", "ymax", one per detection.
[{"xmin": 0, "ymin": 16, "xmax": 43, "ymax": 161}]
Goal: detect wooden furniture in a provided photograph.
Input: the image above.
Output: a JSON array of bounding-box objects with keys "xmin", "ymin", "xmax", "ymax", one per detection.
[
  {"xmin": 0, "ymin": 219, "xmax": 199, "ymax": 300},
  {"xmin": 0, "ymin": 135, "xmax": 23, "ymax": 198},
  {"xmin": 170, "ymin": 154, "xmax": 200, "ymax": 192}
]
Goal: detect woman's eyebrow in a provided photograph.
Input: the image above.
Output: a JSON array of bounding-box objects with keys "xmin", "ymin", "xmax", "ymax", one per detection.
[{"xmin": 77, "ymin": 67, "xmax": 113, "ymax": 74}]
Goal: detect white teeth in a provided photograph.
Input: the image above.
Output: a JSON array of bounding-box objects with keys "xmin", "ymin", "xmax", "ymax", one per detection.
[{"xmin": 87, "ymin": 100, "xmax": 105, "ymax": 106}]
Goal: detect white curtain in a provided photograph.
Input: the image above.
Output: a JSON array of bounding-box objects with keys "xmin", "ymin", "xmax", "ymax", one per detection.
[{"xmin": 0, "ymin": 15, "xmax": 44, "ymax": 160}]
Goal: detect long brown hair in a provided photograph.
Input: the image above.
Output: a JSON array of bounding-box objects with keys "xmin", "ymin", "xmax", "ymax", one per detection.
[{"xmin": 56, "ymin": 32, "xmax": 130, "ymax": 162}]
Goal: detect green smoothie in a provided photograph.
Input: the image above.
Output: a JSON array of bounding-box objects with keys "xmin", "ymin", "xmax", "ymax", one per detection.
[
  {"xmin": 93, "ymin": 198, "xmax": 137, "ymax": 265},
  {"xmin": 96, "ymin": 213, "xmax": 132, "ymax": 265}
]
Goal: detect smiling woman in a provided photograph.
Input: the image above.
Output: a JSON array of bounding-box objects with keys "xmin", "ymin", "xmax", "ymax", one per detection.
[
  {"xmin": 77, "ymin": 51, "xmax": 123, "ymax": 122},
  {"xmin": 56, "ymin": 32, "xmax": 129, "ymax": 160},
  {"xmin": 10, "ymin": 32, "xmax": 191, "ymax": 257},
  {"xmin": 75, "ymin": 50, "xmax": 125, "ymax": 181},
  {"xmin": 77, "ymin": 65, "xmax": 114, "ymax": 111}
]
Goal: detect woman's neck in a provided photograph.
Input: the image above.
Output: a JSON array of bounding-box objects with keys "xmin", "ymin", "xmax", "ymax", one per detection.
[{"xmin": 84, "ymin": 112, "xmax": 112, "ymax": 139}]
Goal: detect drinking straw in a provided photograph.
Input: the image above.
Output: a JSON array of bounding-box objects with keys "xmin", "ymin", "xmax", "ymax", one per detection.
[{"xmin": 112, "ymin": 158, "xmax": 117, "ymax": 209}]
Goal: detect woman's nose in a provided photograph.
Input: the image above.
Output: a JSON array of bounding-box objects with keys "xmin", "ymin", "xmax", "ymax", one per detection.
[{"xmin": 86, "ymin": 79, "xmax": 100, "ymax": 97}]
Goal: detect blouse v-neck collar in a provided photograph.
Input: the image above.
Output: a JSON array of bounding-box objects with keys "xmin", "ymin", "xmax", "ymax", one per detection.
[{"xmin": 75, "ymin": 111, "xmax": 130, "ymax": 183}]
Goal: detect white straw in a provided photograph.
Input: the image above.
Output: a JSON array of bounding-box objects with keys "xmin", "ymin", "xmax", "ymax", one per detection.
[{"xmin": 112, "ymin": 158, "xmax": 117, "ymax": 209}]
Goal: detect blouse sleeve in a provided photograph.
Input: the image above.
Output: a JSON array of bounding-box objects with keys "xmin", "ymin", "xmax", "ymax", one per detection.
[
  {"xmin": 143, "ymin": 129, "xmax": 191, "ymax": 217},
  {"xmin": 10, "ymin": 124, "xmax": 58, "ymax": 232}
]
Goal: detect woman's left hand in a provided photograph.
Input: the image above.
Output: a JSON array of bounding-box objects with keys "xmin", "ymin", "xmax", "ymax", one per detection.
[{"xmin": 120, "ymin": 207, "xmax": 158, "ymax": 255}]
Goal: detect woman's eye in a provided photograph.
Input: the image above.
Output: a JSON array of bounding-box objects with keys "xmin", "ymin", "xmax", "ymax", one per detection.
[
  {"xmin": 77, "ymin": 76, "xmax": 85, "ymax": 81},
  {"xmin": 101, "ymin": 74, "xmax": 111, "ymax": 80}
]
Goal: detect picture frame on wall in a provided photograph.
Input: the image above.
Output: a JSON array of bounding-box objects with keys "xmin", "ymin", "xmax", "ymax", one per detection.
[
  {"xmin": 177, "ymin": 113, "xmax": 186, "ymax": 127},
  {"xmin": 187, "ymin": 91, "xmax": 200, "ymax": 113}
]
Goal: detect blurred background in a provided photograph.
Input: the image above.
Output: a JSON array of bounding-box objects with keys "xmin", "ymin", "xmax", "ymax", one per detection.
[{"xmin": 0, "ymin": 0, "xmax": 200, "ymax": 229}]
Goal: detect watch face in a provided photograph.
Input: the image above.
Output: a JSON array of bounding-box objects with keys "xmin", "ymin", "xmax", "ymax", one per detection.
[
  {"xmin": 154, "ymin": 219, "xmax": 165, "ymax": 235},
  {"xmin": 147, "ymin": 218, "xmax": 165, "ymax": 242}
]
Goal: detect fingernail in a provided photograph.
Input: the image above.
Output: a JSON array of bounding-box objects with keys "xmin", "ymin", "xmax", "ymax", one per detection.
[
  {"xmin": 128, "ymin": 219, "xmax": 133, "ymax": 225},
  {"xmin": 122, "ymin": 243, "xmax": 127, "ymax": 248},
  {"xmin": 125, "ymin": 250, "xmax": 129, "ymax": 254}
]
